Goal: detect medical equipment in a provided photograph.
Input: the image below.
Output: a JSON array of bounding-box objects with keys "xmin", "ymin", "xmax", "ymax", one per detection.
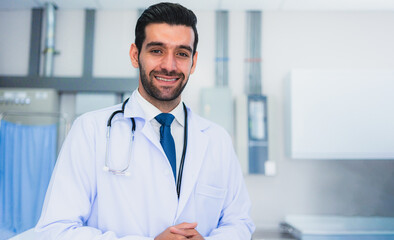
[
  {"xmin": 235, "ymin": 94, "xmax": 268, "ymax": 175},
  {"xmin": 103, "ymin": 98, "xmax": 188, "ymax": 198}
]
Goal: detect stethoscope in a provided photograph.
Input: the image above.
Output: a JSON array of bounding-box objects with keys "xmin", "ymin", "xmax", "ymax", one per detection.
[{"xmin": 103, "ymin": 98, "xmax": 188, "ymax": 198}]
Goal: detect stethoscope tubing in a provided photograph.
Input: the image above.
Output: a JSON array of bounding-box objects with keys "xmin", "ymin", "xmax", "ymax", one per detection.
[
  {"xmin": 105, "ymin": 98, "xmax": 187, "ymax": 199},
  {"xmin": 176, "ymin": 103, "xmax": 188, "ymax": 199}
]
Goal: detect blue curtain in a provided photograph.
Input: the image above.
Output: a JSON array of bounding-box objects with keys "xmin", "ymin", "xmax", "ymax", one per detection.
[{"xmin": 0, "ymin": 120, "xmax": 57, "ymax": 237}]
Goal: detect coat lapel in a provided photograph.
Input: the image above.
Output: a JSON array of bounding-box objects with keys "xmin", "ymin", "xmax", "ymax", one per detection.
[
  {"xmin": 125, "ymin": 92, "xmax": 211, "ymax": 219},
  {"xmin": 175, "ymin": 110, "xmax": 210, "ymax": 220},
  {"xmin": 124, "ymin": 92, "xmax": 163, "ymax": 154}
]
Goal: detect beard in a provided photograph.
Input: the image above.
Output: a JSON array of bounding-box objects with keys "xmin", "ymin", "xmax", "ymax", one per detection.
[{"xmin": 138, "ymin": 60, "xmax": 189, "ymax": 102}]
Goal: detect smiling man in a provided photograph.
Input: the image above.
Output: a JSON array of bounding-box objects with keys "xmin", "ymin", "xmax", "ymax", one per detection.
[
  {"xmin": 36, "ymin": 2, "xmax": 254, "ymax": 239},
  {"xmin": 130, "ymin": 22, "xmax": 197, "ymax": 113}
]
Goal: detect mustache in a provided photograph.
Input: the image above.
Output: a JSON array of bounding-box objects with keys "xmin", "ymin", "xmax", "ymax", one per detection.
[{"xmin": 150, "ymin": 70, "xmax": 184, "ymax": 78}]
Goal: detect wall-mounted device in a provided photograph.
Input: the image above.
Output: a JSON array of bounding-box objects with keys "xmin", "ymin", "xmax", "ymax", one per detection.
[
  {"xmin": 247, "ymin": 95, "xmax": 268, "ymax": 173},
  {"xmin": 0, "ymin": 88, "xmax": 59, "ymax": 125},
  {"xmin": 236, "ymin": 94, "xmax": 268, "ymax": 174}
]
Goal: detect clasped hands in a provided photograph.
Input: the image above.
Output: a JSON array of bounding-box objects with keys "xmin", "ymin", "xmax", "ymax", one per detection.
[{"xmin": 155, "ymin": 222, "xmax": 204, "ymax": 240}]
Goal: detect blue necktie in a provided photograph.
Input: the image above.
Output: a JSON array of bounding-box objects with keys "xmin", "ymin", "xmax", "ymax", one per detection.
[{"xmin": 155, "ymin": 113, "xmax": 176, "ymax": 181}]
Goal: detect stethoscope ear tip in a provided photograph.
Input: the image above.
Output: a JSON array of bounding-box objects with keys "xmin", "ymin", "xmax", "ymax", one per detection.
[
  {"xmin": 125, "ymin": 172, "xmax": 131, "ymax": 176},
  {"xmin": 103, "ymin": 166, "xmax": 109, "ymax": 172}
]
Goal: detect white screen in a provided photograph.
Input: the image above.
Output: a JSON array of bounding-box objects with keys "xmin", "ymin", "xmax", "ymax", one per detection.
[{"xmin": 288, "ymin": 69, "xmax": 394, "ymax": 159}]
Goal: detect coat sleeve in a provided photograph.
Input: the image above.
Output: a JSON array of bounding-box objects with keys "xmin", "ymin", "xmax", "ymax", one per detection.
[
  {"xmin": 35, "ymin": 116, "xmax": 154, "ymax": 240},
  {"xmin": 204, "ymin": 135, "xmax": 255, "ymax": 240}
]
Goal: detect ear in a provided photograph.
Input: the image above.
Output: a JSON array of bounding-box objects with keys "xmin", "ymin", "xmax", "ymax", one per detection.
[
  {"xmin": 190, "ymin": 51, "xmax": 198, "ymax": 74},
  {"xmin": 129, "ymin": 43, "xmax": 139, "ymax": 68}
]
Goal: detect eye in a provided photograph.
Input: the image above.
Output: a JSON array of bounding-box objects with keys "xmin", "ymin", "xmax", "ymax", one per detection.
[
  {"xmin": 177, "ymin": 52, "xmax": 189, "ymax": 58},
  {"xmin": 150, "ymin": 49, "xmax": 162, "ymax": 54}
]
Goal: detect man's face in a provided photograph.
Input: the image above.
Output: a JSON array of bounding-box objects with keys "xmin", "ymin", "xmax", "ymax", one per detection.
[{"xmin": 130, "ymin": 23, "xmax": 198, "ymax": 107}]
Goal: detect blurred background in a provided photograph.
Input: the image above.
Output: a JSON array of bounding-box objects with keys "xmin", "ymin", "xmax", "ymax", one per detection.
[{"xmin": 1, "ymin": 0, "xmax": 394, "ymax": 239}]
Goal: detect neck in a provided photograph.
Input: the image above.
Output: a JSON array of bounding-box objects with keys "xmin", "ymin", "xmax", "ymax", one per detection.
[{"xmin": 138, "ymin": 88, "xmax": 181, "ymax": 113}]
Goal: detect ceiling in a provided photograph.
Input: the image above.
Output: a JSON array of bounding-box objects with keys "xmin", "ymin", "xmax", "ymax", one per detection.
[{"xmin": 1, "ymin": 0, "xmax": 394, "ymax": 11}]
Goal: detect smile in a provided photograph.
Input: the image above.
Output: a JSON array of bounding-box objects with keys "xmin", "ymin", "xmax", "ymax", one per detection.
[{"xmin": 155, "ymin": 76, "xmax": 178, "ymax": 82}]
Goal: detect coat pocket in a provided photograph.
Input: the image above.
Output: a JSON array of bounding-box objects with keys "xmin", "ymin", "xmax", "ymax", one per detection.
[
  {"xmin": 196, "ymin": 183, "xmax": 226, "ymax": 199},
  {"xmin": 194, "ymin": 183, "xmax": 227, "ymax": 235}
]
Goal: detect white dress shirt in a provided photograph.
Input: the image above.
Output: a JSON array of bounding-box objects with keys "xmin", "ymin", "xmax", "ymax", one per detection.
[{"xmin": 135, "ymin": 89, "xmax": 185, "ymax": 180}]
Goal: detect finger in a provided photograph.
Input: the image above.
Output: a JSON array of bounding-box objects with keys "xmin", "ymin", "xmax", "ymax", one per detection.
[
  {"xmin": 186, "ymin": 231, "xmax": 204, "ymax": 240},
  {"xmin": 173, "ymin": 234, "xmax": 188, "ymax": 240},
  {"xmin": 170, "ymin": 227, "xmax": 198, "ymax": 237},
  {"xmin": 174, "ymin": 222, "xmax": 198, "ymax": 229}
]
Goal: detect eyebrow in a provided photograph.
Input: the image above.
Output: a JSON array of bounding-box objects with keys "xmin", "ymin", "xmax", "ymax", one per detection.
[
  {"xmin": 145, "ymin": 41, "xmax": 193, "ymax": 53},
  {"xmin": 179, "ymin": 45, "xmax": 193, "ymax": 53}
]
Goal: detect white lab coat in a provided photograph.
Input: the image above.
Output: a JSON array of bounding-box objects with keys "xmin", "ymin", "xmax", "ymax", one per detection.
[{"xmin": 36, "ymin": 91, "xmax": 255, "ymax": 239}]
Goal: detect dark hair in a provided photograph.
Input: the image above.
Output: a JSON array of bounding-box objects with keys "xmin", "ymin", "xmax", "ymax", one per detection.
[{"xmin": 135, "ymin": 2, "xmax": 198, "ymax": 56}]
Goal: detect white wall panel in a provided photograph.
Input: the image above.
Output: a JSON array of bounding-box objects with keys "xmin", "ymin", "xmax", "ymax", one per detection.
[
  {"xmin": 93, "ymin": 10, "xmax": 137, "ymax": 78},
  {"xmin": 288, "ymin": 69, "xmax": 394, "ymax": 159},
  {"xmin": 0, "ymin": 10, "xmax": 31, "ymax": 76},
  {"xmin": 75, "ymin": 93, "xmax": 118, "ymax": 116}
]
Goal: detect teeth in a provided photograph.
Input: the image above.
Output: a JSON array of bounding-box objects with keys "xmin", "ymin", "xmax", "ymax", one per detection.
[{"xmin": 156, "ymin": 76, "xmax": 177, "ymax": 82}]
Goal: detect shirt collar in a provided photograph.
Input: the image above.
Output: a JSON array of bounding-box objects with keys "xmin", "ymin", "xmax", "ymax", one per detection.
[{"xmin": 135, "ymin": 88, "xmax": 185, "ymax": 127}]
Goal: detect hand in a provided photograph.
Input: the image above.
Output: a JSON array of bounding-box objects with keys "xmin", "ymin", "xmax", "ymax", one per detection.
[
  {"xmin": 170, "ymin": 222, "xmax": 204, "ymax": 240},
  {"xmin": 155, "ymin": 222, "xmax": 200, "ymax": 240}
]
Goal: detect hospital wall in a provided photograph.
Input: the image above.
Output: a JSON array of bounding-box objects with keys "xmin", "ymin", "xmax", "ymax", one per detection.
[{"xmin": 1, "ymin": 9, "xmax": 394, "ymax": 228}]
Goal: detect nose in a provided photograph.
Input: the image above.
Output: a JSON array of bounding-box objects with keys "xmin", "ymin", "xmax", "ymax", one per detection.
[{"xmin": 160, "ymin": 53, "xmax": 177, "ymax": 73}]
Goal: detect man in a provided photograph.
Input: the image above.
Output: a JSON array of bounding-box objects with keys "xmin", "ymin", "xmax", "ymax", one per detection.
[{"xmin": 36, "ymin": 2, "xmax": 255, "ymax": 239}]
